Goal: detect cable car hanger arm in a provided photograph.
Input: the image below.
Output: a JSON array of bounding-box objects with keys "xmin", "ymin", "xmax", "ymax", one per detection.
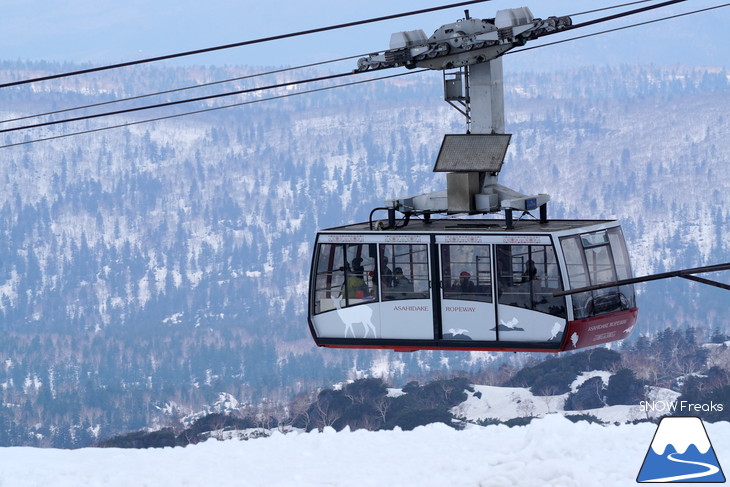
[
  {"xmin": 553, "ymin": 262, "xmax": 730, "ymax": 297},
  {"xmin": 355, "ymin": 0, "xmax": 689, "ymax": 72},
  {"xmin": 355, "ymin": 9, "xmax": 572, "ymax": 72}
]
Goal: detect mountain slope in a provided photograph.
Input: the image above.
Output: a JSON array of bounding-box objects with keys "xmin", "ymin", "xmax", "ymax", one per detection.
[{"xmin": 0, "ymin": 60, "xmax": 728, "ymax": 445}]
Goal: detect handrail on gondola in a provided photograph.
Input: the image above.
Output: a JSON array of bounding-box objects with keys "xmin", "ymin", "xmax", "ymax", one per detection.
[
  {"xmin": 368, "ymin": 207, "xmax": 412, "ymax": 231},
  {"xmin": 369, "ymin": 207, "xmax": 392, "ymax": 230},
  {"xmin": 553, "ymin": 263, "xmax": 730, "ymax": 297}
]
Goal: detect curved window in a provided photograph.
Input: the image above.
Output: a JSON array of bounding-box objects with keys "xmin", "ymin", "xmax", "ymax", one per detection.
[
  {"xmin": 607, "ymin": 227, "xmax": 637, "ymax": 310},
  {"xmin": 561, "ymin": 236, "xmax": 591, "ymax": 318},
  {"xmin": 561, "ymin": 228, "xmax": 636, "ymax": 319},
  {"xmin": 495, "ymin": 244, "xmax": 567, "ymax": 318},
  {"xmin": 441, "ymin": 244, "xmax": 492, "ymax": 303},
  {"xmin": 312, "ymin": 243, "xmax": 378, "ymax": 314}
]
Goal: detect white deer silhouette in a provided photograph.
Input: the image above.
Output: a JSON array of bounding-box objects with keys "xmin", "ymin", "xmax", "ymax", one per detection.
[{"xmin": 332, "ymin": 294, "xmax": 376, "ymax": 338}]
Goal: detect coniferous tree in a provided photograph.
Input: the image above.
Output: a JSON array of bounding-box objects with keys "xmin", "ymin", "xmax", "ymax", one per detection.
[{"xmin": 606, "ymin": 368, "xmax": 644, "ymax": 406}]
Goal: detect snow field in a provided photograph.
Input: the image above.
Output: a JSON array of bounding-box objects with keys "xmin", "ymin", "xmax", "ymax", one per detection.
[{"xmin": 1, "ymin": 415, "xmax": 728, "ymax": 487}]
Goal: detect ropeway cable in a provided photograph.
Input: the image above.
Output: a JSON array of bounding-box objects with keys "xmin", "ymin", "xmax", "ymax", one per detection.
[
  {"xmin": 3, "ymin": 1, "xmax": 727, "ymax": 147},
  {"xmin": 0, "ymin": 70, "xmax": 368, "ymax": 134},
  {"xmin": 0, "ymin": 0, "xmax": 701, "ymax": 129},
  {"xmin": 0, "ymin": 70, "xmax": 429, "ymax": 149},
  {"xmin": 510, "ymin": 3, "xmax": 730, "ymax": 55},
  {"xmin": 563, "ymin": 0, "xmax": 688, "ymax": 33},
  {"xmin": 568, "ymin": 0, "xmax": 671, "ymax": 18},
  {"xmin": 0, "ymin": 0, "xmax": 491, "ymax": 89},
  {"xmin": 0, "ymin": 54, "xmax": 365, "ymax": 125}
]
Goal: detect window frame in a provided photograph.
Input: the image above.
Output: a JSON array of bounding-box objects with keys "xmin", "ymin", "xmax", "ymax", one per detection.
[
  {"xmin": 440, "ymin": 243, "xmax": 493, "ymax": 303},
  {"xmin": 312, "ymin": 242, "xmax": 379, "ymax": 315},
  {"xmin": 495, "ymin": 243, "xmax": 567, "ymax": 319},
  {"xmin": 379, "ymin": 243, "xmax": 431, "ymax": 302}
]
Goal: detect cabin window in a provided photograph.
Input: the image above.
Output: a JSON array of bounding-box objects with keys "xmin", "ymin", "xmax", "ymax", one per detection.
[
  {"xmin": 607, "ymin": 227, "xmax": 637, "ymax": 310},
  {"xmin": 561, "ymin": 228, "xmax": 635, "ymax": 319},
  {"xmin": 561, "ymin": 236, "xmax": 591, "ymax": 319},
  {"xmin": 582, "ymin": 231, "xmax": 616, "ymax": 287},
  {"xmin": 379, "ymin": 243, "xmax": 430, "ymax": 301},
  {"xmin": 496, "ymin": 244, "xmax": 567, "ymax": 318},
  {"xmin": 312, "ymin": 243, "xmax": 378, "ymax": 314},
  {"xmin": 440, "ymin": 244, "xmax": 492, "ymax": 302}
]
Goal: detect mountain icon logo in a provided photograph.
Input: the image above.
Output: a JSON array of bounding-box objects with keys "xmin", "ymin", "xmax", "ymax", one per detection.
[{"xmin": 637, "ymin": 416, "xmax": 725, "ymax": 483}]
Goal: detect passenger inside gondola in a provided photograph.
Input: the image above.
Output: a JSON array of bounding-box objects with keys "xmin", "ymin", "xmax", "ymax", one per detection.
[
  {"xmin": 496, "ymin": 244, "xmax": 567, "ymax": 318},
  {"xmin": 380, "ymin": 255, "xmax": 393, "ymax": 288},
  {"xmin": 381, "ymin": 243, "xmax": 431, "ymax": 301},
  {"xmin": 440, "ymin": 244, "xmax": 492, "ymax": 302},
  {"xmin": 452, "ymin": 271, "xmax": 476, "ymax": 293},
  {"xmin": 341, "ymin": 257, "xmax": 369, "ymax": 299},
  {"xmin": 522, "ymin": 259, "xmax": 537, "ymax": 282},
  {"xmin": 390, "ymin": 267, "xmax": 414, "ymax": 296}
]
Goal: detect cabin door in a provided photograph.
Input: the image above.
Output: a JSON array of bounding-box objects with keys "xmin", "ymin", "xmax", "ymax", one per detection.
[
  {"xmin": 436, "ymin": 239, "xmax": 497, "ymax": 341},
  {"xmin": 377, "ymin": 237, "xmax": 434, "ymax": 340}
]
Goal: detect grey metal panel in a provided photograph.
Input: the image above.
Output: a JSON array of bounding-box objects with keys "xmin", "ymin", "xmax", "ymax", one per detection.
[
  {"xmin": 446, "ymin": 172, "xmax": 480, "ymax": 212},
  {"xmin": 433, "ymin": 134, "xmax": 511, "ymax": 173}
]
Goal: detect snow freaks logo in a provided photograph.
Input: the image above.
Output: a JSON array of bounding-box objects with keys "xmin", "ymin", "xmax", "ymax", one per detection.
[
  {"xmin": 637, "ymin": 416, "xmax": 726, "ymax": 483},
  {"xmin": 640, "ymin": 400, "xmax": 724, "ymax": 414}
]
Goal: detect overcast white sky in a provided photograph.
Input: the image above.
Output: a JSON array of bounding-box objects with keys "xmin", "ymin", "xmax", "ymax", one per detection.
[{"xmin": 2, "ymin": 0, "xmax": 729, "ymax": 70}]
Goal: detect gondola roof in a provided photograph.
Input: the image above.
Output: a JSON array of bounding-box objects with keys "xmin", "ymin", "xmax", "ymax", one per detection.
[{"xmin": 321, "ymin": 218, "xmax": 619, "ymax": 234}]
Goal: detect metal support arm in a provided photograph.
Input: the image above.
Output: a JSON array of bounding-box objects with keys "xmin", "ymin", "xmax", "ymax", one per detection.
[{"xmin": 553, "ymin": 263, "xmax": 730, "ymax": 297}]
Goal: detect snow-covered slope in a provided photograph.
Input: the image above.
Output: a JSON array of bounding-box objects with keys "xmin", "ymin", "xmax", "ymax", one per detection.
[
  {"xmin": 0, "ymin": 416, "xmax": 728, "ymax": 487},
  {"xmin": 452, "ymin": 378, "xmax": 681, "ymax": 425}
]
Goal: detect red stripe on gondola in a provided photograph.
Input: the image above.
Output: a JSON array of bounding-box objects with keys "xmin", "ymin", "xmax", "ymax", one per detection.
[{"xmin": 561, "ymin": 308, "xmax": 639, "ymax": 351}]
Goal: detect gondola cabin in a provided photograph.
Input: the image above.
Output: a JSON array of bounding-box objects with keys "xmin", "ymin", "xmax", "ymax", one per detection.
[
  {"xmin": 308, "ymin": 7, "xmax": 641, "ymax": 353},
  {"xmin": 308, "ymin": 218, "xmax": 638, "ymax": 353}
]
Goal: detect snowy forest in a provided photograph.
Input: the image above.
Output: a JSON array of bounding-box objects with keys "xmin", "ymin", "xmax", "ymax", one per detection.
[{"xmin": 0, "ymin": 60, "xmax": 728, "ymax": 447}]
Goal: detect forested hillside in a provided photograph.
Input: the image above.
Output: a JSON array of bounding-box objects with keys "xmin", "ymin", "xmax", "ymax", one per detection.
[
  {"xmin": 0, "ymin": 60, "xmax": 728, "ymax": 446},
  {"xmin": 100, "ymin": 328, "xmax": 730, "ymax": 449}
]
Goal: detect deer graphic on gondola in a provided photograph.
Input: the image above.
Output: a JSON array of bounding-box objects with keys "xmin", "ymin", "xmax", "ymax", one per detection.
[{"xmin": 332, "ymin": 294, "xmax": 377, "ymax": 339}]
